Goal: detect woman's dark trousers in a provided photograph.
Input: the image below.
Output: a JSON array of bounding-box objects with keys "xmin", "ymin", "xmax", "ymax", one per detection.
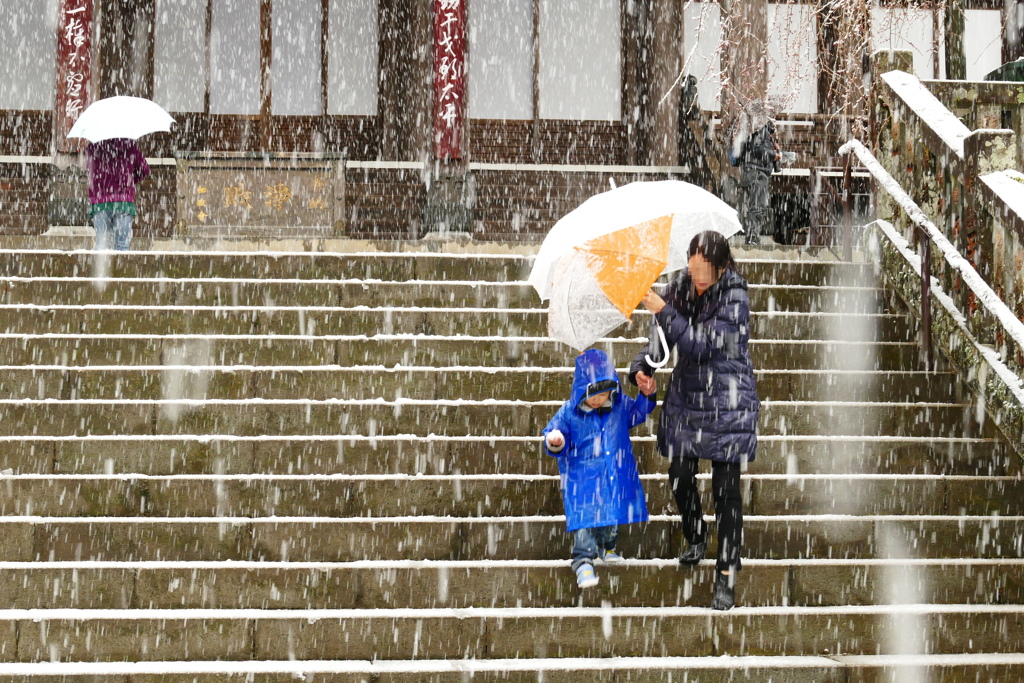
[{"xmin": 669, "ymin": 458, "xmax": 743, "ymax": 571}]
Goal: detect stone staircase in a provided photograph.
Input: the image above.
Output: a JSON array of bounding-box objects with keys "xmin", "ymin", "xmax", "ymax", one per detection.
[{"xmin": 0, "ymin": 245, "xmax": 1022, "ymax": 681}]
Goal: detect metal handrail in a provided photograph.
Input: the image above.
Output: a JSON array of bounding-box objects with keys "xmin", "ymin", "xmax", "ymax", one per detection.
[{"xmin": 839, "ymin": 138, "xmax": 1024, "ymax": 372}]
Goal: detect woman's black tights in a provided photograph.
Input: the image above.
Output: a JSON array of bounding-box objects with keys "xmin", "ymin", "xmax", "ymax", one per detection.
[{"xmin": 668, "ymin": 458, "xmax": 743, "ymax": 572}]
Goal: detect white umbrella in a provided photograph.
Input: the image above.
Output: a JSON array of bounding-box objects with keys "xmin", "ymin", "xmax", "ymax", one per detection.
[
  {"xmin": 529, "ymin": 180, "xmax": 742, "ymax": 351},
  {"xmin": 68, "ymin": 96, "xmax": 175, "ymax": 143}
]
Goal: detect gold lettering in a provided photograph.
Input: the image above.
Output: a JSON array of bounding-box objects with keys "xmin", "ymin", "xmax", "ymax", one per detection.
[
  {"xmin": 224, "ymin": 186, "xmax": 253, "ymax": 209},
  {"xmin": 264, "ymin": 183, "xmax": 293, "ymax": 210}
]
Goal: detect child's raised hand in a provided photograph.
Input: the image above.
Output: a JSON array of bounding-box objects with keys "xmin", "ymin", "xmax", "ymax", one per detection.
[
  {"xmin": 636, "ymin": 371, "xmax": 657, "ymax": 397},
  {"xmin": 546, "ymin": 430, "xmax": 565, "ymax": 450}
]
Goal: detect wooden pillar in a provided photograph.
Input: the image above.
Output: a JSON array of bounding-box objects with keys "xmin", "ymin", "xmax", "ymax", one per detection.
[
  {"xmin": 259, "ymin": 0, "xmax": 272, "ymax": 150},
  {"xmin": 817, "ymin": 0, "xmax": 842, "ymax": 115},
  {"xmin": 410, "ymin": 0, "xmax": 433, "ymax": 161},
  {"xmin": 649, "ymin": 0, "xmax": 682, "ymax": 166},
  {"xmin": 634, "ymin": 0, "xmax": 654, "ymax": 165},
  {"xmin": 621, "ymin": 0, "xmax": 639, "ymax": 166},
  {"xmin": 721, "ymin": 0, "xmax": 769, "ymax": 140},
  {"xmin": 1004, "ymin": 0, "xmax": 1024, "ymax": 63},
  {"xmin": 945, "ymin": 0, "xmax": 966, "ymax": 81}
]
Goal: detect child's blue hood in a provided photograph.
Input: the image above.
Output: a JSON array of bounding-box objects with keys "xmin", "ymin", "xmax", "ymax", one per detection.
[{"xmin": 570, "ymin": 349, "xmax": 620, "ymax": 410}]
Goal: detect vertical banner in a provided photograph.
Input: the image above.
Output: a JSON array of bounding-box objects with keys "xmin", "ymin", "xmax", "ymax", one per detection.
[
  {"xmin": 433, "ymin": 0, "xmax": 465, "ymax": 159},
  {"xmin": 55, "ymin": 0, "xmax": 94, "ymax": 152}
]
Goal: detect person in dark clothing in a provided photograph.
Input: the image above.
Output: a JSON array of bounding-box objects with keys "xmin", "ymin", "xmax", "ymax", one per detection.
[
  {"xmin": 730, "ymin": 102, "xmax": 781, "ymax": 245},
  {"xmin": 629, "ymin": 230, "xmax": 760, "ymax": 610}
]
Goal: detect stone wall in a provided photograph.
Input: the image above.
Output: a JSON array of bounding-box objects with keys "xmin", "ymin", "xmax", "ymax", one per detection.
[
  {"xmin": 867, "ymin": 51, "xmax": 1024, "ymax": 457},
  {"xmin": 871, "ymin": 51, "xmax": 1024, "ymax": 364}
]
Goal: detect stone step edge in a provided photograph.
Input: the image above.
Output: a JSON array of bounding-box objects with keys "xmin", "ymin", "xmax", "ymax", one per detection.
[
  {"xmin": 3, "ymin": 604, "xmax": 1024, "ymax": 622},
  {"xmin": 0, "ymin": 434, "xmax": 994, "ymax": 444},
  {"xmin": 1, "ymin": 513, "xmax": 1020, "ymax": 524},
  {"xmin": 0, "ymin": 275, "xmax": 885, "ymax": 291},
  {"xmin": 0, "ymin": 303, "xmax": 902, "ymax": 317},
  {"xmin": 1, "ymin": 334, "xmax": 912, "ymax": 347},
  {"xmin": 3, "ymin": 473, "xmax": 1013, "ymax": 483},
  {"xmin": 0, "ymin": 249, "xmax": 871, "ymax": 266},
  {"xmin": 0, "ymin": 397, "xmax": 967, "ymax": 409},
  {"xmin": 2, "ymin": 557, "xmax": 1023, "ymax": 570},
  {"xmin": 4, "ymin": 654, "xmax": 1024, "ymax": 676}
]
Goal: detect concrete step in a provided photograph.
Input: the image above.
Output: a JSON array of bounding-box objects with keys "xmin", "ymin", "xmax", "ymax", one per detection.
[
  {"xmin": 0, "ymin": 250, "xmax": 877, "ymax": 286},
  {"xmin": 1, "ymin": 558, "xmax": 1021, "ymax": 610},
  {"xmin": 1, "ymin": 474, "xmax": 1018, "ymax": 518},
  {"xmin": 0, "ymin": 277, "xmax": 887, "ymax": 313},
  {"xmin": 0, "ymin": 250, "xmax": 535, "ymax": 283},
  {"xmin": 0, "ymin": 336, "xmax": 925, "ymax": 373},
  {"xmin": 0, "ymin": 399, "xmax": 982, "ymax": 439},
  {"xmin": 0, "ymin": 364, "xmax": 946, "ymax": 404},
  {"xmin": 3, "ymin": 435, "xmax": 1009, "ymax": 478},
  {"xmin": 1, "ymin": 514, "xmax": 1021, "ymax": 562},
  {"xmin": 3, "ymin": 653, "xmax": 1024, "ymax": 681},
  {"xmin": 0, "ymin": 604, "xmax": 1022, "ymax": 662},
  {"xmin": 0, "ymin": 304, "xmax": 914, "ymax": 341}
]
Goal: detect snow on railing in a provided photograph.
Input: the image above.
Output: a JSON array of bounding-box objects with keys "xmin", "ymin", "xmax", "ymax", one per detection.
[
  {"xmin": 839, "ymin": 139, "xmax": 1024, "ymax": 354},
  {"xmin": 871, "ymin": 218, "xmax": 1024, "ymax": 409},
  {"xmin": 879, "ymin": 71, "xmax": 972, "ymax": 159}
]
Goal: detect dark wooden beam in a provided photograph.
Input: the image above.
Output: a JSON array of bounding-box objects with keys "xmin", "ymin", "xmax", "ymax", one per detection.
[{"xmin": 260, "ymin": 0, "xmax": 273, "ymax": 149}]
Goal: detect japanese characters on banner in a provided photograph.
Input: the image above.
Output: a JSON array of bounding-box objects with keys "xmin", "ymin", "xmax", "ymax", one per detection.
[
  {"xmin": 55, "ymin": 0, "xmax": 94, "ymax": 152},
  {"xmin": 433, "ymin": 0, "xmax": 465, "ymax": 159}
]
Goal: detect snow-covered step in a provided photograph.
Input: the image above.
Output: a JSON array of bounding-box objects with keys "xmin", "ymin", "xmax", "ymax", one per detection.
[
  {"xmin": 0, "ymin": 363, "xmax": 948, "ymax": 405},
  {"xmin": 2, "ymin": 557, "xmax": 1021, "ymax": 610},
  {"xmin": 1, "ymin": 473, "xmax": 1018, "ymax": 517},
  {"xmin": 1, "ymin": 604, "xmax": 1023, "ymax": 662},
  {"xmin": 2, "ymin": 433, "xmax": 1005, "ymax": 477},
  {"xmin": 0, "ymin": 249, "xmax": 874, "ymax": 285},
  {"xmin": 4, "ymin": 653, "xmax": 1024, "ymax": 681},
  {"xmin": 1, "ymin": 336, "xmax": 924, "ymax": 373},
  {"xmin": 1, "ymin": 514, "xmax": 1020, "ymax": 562},
  {"xmin": 0, "ymin": 303, "xmax": 914, "ymax": 341},
  {"xmin": 0, "ymin": 275, "xmax": 886, "ymax": 313},
  {"xmin": 0, "ymin": 398, "xmax": 980, "ymax": 442},
  {"xmin": 4, "ymin": 654, "xmax": 1024, "ymax": 681},
  {"xmin": 0, "ymin": 249, "xmax": 535, "ymax": 282}
]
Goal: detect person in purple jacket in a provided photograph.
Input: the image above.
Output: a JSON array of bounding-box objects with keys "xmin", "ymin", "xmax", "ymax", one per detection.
[
  {"xmin": 630, "ymin": 230, "xmax": 760, "ymax": 611},
  {"xmin": 85, "ymin": 138, "xmax": 150, "ymax": 251}
]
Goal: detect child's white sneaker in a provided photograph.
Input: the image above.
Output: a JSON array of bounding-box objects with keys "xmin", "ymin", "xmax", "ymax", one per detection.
[
  {"xmin": 575, "ymin": 563, "xmax": 599, "ymax": 588},
  {"xmin": 599, "ymin": 549, "xmax": 624, "ymax": 563}
]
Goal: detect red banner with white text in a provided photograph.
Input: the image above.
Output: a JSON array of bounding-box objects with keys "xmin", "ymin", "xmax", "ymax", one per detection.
[
  {"xmin": 432, "ymin": 0, "xmax": 465, "ymax": 159},
  {"xmin": 55, "ymin": 0, "xmax": 94, "ymax": 152}
]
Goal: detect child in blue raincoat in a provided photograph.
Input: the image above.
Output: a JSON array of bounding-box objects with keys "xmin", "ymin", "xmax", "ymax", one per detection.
[{"xmin": 542, "ymin": 349, "xmax": 658, "ymax": 588}]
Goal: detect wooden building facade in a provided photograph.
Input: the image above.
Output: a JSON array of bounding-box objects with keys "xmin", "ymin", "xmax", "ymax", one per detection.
[{"xmin": 0, "ymin": 0, "xmax": 1019, "ymax": 242}]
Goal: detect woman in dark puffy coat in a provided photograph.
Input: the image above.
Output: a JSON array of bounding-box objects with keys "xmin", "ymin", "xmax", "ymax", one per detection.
[{"xmin": 630, "ymin": 230, "xmax": 759, "ymax": 610}]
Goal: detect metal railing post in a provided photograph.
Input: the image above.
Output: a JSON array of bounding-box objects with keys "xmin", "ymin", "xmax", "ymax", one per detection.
[
  {"xmin": 842, "ymin": 155, "xmax": 852, "ymax": 262},
  {"xmin": 919, "ymin": 226, "xmax": 933, "ymax": 371}
]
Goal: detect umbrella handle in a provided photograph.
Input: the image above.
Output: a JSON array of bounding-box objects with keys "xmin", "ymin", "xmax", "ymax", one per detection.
[{"xmin": 645, "ymin": 323, "xmax": 670, "ymax": 369}]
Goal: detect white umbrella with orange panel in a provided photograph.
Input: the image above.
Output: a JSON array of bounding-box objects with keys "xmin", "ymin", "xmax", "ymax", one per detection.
[{"xmin": 528, "ymin": 180, "xmax": 741, "ymax": 353}]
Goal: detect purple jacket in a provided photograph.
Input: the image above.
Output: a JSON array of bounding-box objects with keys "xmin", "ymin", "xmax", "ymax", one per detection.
[{"xmin": 85, "ymin": 138, "xmax": 150, "ymax": 205}]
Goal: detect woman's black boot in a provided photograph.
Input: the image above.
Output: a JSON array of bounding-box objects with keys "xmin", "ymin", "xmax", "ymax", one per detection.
[
  {"xmin": 711, "ymin": 571, "xmax": 735, "ymax": 610},
  {"xmin": 678, "ymin": 540, "xmax": 707, "ymax": 566}
]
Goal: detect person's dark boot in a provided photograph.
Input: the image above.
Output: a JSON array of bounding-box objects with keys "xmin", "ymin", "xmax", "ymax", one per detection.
[
  {"xmin": 744, "ymin": 231, "xmax": 760, "ymax": 246},
  {"xmin": 678, "ymin": 540, "xmax": 707, "ymax": 566},
  {"xmin": 711, "ymin": 571, "xmax": 735, "ymax": 610}
]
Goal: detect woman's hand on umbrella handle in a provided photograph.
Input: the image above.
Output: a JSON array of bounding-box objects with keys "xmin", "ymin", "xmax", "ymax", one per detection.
[
  {"xmin": 636, "ymin": 371, "xmax": 657, "ymax": 397},
  {"xmin": 642, "ymin": 290, "xmax": 665, "ymax": 314}
]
